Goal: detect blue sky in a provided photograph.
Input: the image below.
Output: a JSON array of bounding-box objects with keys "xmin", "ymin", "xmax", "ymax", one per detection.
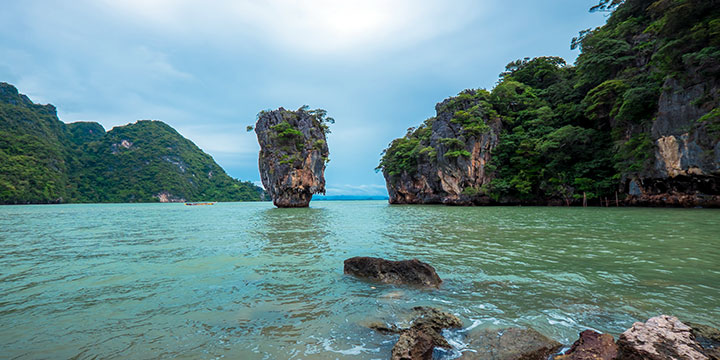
[{"xmin": 0, "ymin": 1, "xmax": 608, "ymax": 196}]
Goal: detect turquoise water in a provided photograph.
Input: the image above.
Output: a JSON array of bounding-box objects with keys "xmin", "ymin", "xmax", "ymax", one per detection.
[{"xmin": 1, "ymin": 201, "xmax": 719, "ymax": 359}]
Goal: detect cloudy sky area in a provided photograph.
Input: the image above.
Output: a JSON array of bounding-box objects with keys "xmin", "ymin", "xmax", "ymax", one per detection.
[{"xmin": 0, "ymin": 0, "xmax": 608, "ymax": 196}]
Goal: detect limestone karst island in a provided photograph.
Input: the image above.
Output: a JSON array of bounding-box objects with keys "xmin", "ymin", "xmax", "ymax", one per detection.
[{"xmin": 0, "ymin": 0, "xmax": 718, "ymax": 359}]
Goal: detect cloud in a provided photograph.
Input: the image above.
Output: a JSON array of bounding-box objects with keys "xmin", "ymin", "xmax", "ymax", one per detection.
[{"xmin": 97, "ymin": 0, "xmax": 481, "ymax": 56}]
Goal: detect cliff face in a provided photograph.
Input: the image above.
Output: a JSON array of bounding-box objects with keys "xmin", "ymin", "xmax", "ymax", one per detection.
[
  {"xmin": 382, "ymin": 91, "xmax": 501, "ymax": 205},
  {"xmin": 254, "ymin": 107, "xmax": 330, "ymax": 207},
  {"xmin": 626, "ymin": 76, "xmax": 720, "ymax": 207},
  {"xmin": 379, "ymin": 0, "xmax": 720, "ymax": 207},
  {"xmin": 0, "ymin": 82, "xmax": 265, "ymax": 204}
]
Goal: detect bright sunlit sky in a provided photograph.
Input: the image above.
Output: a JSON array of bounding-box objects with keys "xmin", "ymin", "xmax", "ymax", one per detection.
[{"xmin": 0, "ymin": 1, "xmax": 609, "ymax": 196}]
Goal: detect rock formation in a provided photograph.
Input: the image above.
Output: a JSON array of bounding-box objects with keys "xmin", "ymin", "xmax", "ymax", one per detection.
[
  {"xmin": 460, "ymin": 327, "xmax": 563, "ymax": 360},
  {"xmin": 369, "ymin": 307, "xmax": 462, "ymax": 360},
  {"xmin": 624, "ymin": 76, "xmax": 720, "ymax": 208},
  {"xmin": 555, "ymin": 330, "xmax": 619, "ymax": 360},
  {"xmin": 343, "ymin": 257, "xmax": 442, "ymax": 288},
  {"xmin": 378, "ymin": 0, "xmax": 720, "ymax": 207},
  {"xmin": 617, "ymin": 315, "xmax": 709, "ymax": 360},
  {"xmin": 379, "ymin": 91, "xmax": 501, "ymax": 205},
  {"xmin": 254, "ymin": 106, "xmax": 331, "ymax": 207}
]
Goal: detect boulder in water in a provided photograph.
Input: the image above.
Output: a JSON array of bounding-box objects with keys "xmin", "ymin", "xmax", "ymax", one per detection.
[
  {"xmin": 460, "ymin": 327, "xmax": 562, "ymax": 360},
  {"xmin": 617, "ymin": 315, "xmax": 708, "ymax": 360},
  {"xmin": 390, "ymin": 307, "xmax": 463, "ymax": 360},
  {"xmin": 343, "ymin": 257, "xmax": 442, "ymax": 287},
  {"xmin": 554, "ymin": 330, "xmax": 618, "ymax": 360}
]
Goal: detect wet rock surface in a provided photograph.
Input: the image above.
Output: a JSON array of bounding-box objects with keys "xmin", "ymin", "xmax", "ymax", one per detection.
[
  {"xmin": 686, "ymin": 322, "xmax": 720, "ymax": 360},
  {"xmin": 343, "ymin": 257, "xmax": 442, "ymax": 288},
  {"xmin": 617, "ymin": 315, "xmax": 708, "ymax": 360},
  {"xmin": 459, "ymin": 327, "xmax": 562, "ymax": 360},
  {"xmin": 555, "ymin": 330, "xmax": 618, "ymax": 360},
  {"xmin": 388, "ymin": 307, "xmax": 463, "ymax": 360},
  {"xmin": 254, "ymin": 107, "xmax": 330, "ymax": 208}
]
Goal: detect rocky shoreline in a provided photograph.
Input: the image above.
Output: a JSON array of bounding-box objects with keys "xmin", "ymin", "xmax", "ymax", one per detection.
[{"xmin": 344, "ymin": 257, "xmax": 719, "ymax": 360}]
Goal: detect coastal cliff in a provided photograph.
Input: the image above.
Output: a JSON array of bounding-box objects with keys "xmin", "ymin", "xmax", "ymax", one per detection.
[
  {"xmin": 379, "ymin": 91, "xmax": 501, "ymax": 205},
  {"xmin": 254, "ymin": 106, "xmax": 331, "ymax": 207},
  {"xmin": 379, "ymin": 0, "xmax": 720, "ymax": 207}
]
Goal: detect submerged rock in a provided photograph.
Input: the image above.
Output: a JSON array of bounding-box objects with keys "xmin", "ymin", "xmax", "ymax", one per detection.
[
  {"xmin": 254, "ymin": 106, "xmax": 331, "ymax": 207},
  {"xmin": 617, "ymin": 315, "xmax": 708, "ymax": 360},
  {"xmin": 460, "ymin": 327, "xmax": 562, "ymax": 360},
  {"xmin": 389, "ymin": 307, "xmax": 463, "ymax": 360},
  {"xmin": 686, "ymin": 322, "xmax": 720, "ymax": 359},
  {"xmin": 343, "ymin": 257, "xmax": 442, "ymax": 287},
  {"xmin": 555, "ymin": 330, "xmax": 618, "ymax": 360}
]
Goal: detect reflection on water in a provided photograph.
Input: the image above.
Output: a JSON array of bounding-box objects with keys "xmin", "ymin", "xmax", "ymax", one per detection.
[{"xmin": 0, "ymin": 202, "xmax": 719, "ymax": 359}]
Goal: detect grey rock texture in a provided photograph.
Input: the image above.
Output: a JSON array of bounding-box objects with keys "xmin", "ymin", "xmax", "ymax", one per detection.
[
  {"xmin": 627, "ymin": 75, "xmax": 720, "ymax": 207},
  {"xmin": 617, "ymin": 315, "xmax": 708, "ymax": 360},
  {"xmin": 254, "ymin": 107, "xmax": 330, "ymax": 208}
]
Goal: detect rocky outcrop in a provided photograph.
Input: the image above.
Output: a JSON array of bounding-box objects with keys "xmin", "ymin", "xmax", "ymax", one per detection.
[
  {"xmin": 254, "ymin": 107, "xmax": 330, "ymax": 207},
  {"xmin": 381, "ymin": 90, "xmax": 502, "ymax": 205},
  {"xmin": 625, "ymin": 76, "xmax": 720, "ymax": 208},
  {"xmin": 343, "ymin": 257, "xmax": 442, "ymax": 288},
  {"xmin": 617, "ymin": 315, "xmax": 708, "ymax": 360},
  {"xmin": 460, "ymin": 327, "xmax": 563, "ymax": 360},
  {"xmin": 555, "ymin": 330, "xmax": 618, "ymax": 360},
  {"xmin": 387, "ymin": 307, "xmax": 463, "ymax": 360}
]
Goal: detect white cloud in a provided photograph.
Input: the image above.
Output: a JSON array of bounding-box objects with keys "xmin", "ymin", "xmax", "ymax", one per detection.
[{"xmin": 97, "ymin": 0, "xmax": 481, "ymax": 56}]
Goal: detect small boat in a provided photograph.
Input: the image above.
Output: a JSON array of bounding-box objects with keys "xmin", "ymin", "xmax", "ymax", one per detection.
[{"xmin": 185, "ymin": 202, "xmax": 216, "ymax": 206}]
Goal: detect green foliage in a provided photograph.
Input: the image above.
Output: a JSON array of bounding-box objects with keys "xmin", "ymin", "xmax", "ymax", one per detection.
[
  {"xmin": 444, "ymin": 149, "xmax": 471, "ymax": 159},
  {"xmin": 462, "ymin": 186, "xmax": 480, "ymax": 196},
  {"xmin": 614, "ymin": 132, "xmax": 654, "ymax": 173},
  {"xmin": 271, "ymin": 121, "xmax": 304, "ymax": 141},
  {"xmin": 0, "ymin": 83, "xmax": 265, "ymax": 204},
  {"xmin": 697, "ymin": 108, "xmax": 720, "ymax": 136}
]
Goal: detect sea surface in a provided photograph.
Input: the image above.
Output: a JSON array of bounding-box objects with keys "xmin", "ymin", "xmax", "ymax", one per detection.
[{"xmin": 1, "ymin": 201, "xmax": 719, "ymax": 359}]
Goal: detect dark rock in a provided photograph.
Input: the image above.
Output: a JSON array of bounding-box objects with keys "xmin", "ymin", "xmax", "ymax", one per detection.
[
  {"xmin": 388, "ymin": 307, "xmax": 463, "ymax": 360},
  {"xmin": 343, "ymin": 257, "xmax": 442, "ymax": 287},
  {"xmin": 254, "ymin": 107, "xmax": 330, "ymax": 208},
  {"xmin": 686, "ymin": 322, "xmax": 720, "ymax": 360},
  {"xmin": 460, "ymin": 327, "xmax": 562, "ymax": 360},
  {"xmin": 617, "ymin": 315, "xmax": 709, "ymax": 360},
  {"xmin": 366, "ymin": 321, "xmax": 402, "ymax": 334},
  {"xmin": 554, "ymin": 330, "xmax": 618, "ymax": 360}
]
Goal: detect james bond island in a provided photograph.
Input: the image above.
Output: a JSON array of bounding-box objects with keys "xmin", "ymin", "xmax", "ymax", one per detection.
[{"xmin": 253, "ymin": 106, "xmax": 332, "ymax": 208}]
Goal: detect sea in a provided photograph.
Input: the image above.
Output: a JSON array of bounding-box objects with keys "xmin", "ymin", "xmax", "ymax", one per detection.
[{"xmin": 1, "ymin": 201, "xmax": 718, "ymax": 359}]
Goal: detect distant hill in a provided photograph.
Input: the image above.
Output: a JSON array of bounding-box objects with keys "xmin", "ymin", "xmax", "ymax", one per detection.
[{"xmin": 0, "ymin": 82, "xmax": 266, "ymax": 204}]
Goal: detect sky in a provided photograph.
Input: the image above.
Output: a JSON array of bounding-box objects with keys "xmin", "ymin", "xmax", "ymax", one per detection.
[{"xmin": 0, "ymin": 0, "xmax": 609, "ymax": 196}]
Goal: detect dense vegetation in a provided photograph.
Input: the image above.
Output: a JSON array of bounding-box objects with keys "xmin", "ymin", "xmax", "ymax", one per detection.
[
  {"xmin": 0, "ymin": 83, "xmax": 265, "ymax": 204},
  {"xmin": 378, "ymin": 0, "xmax": 719, "ymax": 204}
]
